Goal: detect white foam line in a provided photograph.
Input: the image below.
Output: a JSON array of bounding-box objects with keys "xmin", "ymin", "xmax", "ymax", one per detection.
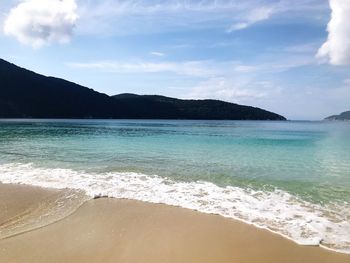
[{"xmin": 0, "ymin": 163, "xmax": 349, "ymax": 254}]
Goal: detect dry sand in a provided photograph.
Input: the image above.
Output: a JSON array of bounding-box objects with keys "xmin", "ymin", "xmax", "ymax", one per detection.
[{"xmin": 0, "ymin": 183, "xmax": 349, "ymax": 263}]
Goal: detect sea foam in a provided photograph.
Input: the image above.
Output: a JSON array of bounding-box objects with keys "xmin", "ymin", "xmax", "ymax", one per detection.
[{"xmin": 0, "ymin": 162, "xmax": 349, "ymax": 254}]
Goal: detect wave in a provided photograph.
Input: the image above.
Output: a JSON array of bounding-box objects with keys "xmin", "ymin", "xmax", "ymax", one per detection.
[
  {"xmin": 0, "ymin": 162, "xmax": 349, "ymax": 254},
  {"xmin": 0, "ymin": 187, "xmax": 88, "ymax": 239}
]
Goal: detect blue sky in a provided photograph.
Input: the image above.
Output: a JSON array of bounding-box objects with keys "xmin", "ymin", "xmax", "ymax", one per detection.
[{"xmin": 1, "ymin": 0, "xmax": 349, "ymax": 120}]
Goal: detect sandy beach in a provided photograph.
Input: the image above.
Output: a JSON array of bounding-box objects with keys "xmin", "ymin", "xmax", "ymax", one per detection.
[{"xmin": 0, "ymin": 183, "xmax": 349, "ymax": 263}]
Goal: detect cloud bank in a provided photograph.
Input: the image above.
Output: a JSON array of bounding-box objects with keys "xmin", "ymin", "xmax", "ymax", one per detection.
[
  {"xmin": 4, "ymin": 0, "xmax": 78, "ymax": 48},
  {"xmin": 317, "ymin": 0, "xmax": 350, "ymax": 65},
  {"xmin": 68, "ymin": 60, "xmax": 221, "ymax": 77},
  {"xmin": 76, "ymin": 1, "xmax": 287, "ymax": 35}
]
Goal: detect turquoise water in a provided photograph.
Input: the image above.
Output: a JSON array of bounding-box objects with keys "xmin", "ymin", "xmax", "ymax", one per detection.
[{"xmin": 0, "ymin": 119, "xmax": 349, "ymax": 252}]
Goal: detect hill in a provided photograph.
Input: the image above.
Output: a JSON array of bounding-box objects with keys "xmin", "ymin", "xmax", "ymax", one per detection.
[
  {"xmin": 112, "ymin": 94, "xmax": 286, "ymax": 120},
  {"xmin": 325, "ymin": 111, "xmax": 350, "ymax": 121},
  {"xmin": 0, "ymin": 59, "xmax": 120, "ymax": 118},
  {"xmin": 0, "ymin": 58, "xmax": 286, "ymax": 120}
]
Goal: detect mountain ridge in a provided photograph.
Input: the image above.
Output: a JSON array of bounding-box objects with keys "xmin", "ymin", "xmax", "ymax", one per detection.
[{"xmin": 0, "ymin": 58, "xmax": 286, "ymax": 120}]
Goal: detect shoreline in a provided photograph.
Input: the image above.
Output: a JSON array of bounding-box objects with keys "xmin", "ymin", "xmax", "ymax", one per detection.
[
  {"xmin": 0, "ymin": 183, "xmax": 349, "ymax": 263},
  {"xmin": 1, "ymin": 162, "xmax": 349, "ymax": 254}
]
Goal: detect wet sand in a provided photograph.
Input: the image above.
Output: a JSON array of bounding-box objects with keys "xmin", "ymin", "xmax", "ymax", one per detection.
[
  {"xmin": 0, "ymin": 183, "xmax": 87, "ymax": 240},
  {"xmin": 0, "ymin": 183, "xmax": 62, "ymax": 225},
  {"xmin": 0, "ymin": 183, "xmax": 349, "ymax": 263}
]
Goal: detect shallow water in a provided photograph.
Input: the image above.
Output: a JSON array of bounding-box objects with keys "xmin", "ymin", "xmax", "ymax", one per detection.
[{"xmin": 0, "ymin": 119, "xmax": 349, "ymax": 253}]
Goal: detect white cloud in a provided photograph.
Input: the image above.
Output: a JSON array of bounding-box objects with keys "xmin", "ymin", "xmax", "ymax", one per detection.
[
  {"xmin": 68, "ymin": 59, "xmax": 276, "ymax": 78},
  {"xmin": 317, "ymin": 0, "xmax": 350, "ymax": 65},
  {"xmin": 76, "ymin": 1, "xmax": 247, "ymax": 35},
  {"xmin": 233, "ymin": 65, "xmax": 257, "ymax": 73},
  {"xmin": 2, "ymin": 0, "xmax": 329, "ymax": 39},
  {"xmin": 55, "ymin": 0, "xmax": 329, "ymax": 36},
  {"xmin": 68, "ymin": 55, "xmax": 314, "ymax": 78},
  {"xmin": 3, "ymin": 0, "xmax": 78, "ymax": 48},
  {"xmin": 68, "ymin": 60, "xmax": 220, "ymax": 77},
  {"xmin": 150, "ymin": 52, "xmax": 165, "ymax": 57},
  {"xmin": 285, "ymin": 42, "xmax": 320, "ymax": 53},
  {"xmin": 78, "ymin": 1, "xmax": 319, "ymax": 36},
  {"xmin": 227, "ymin": 6, "xmax": 275, "ymax": 32},
  {"xmin": 186, "ymin": 77, "xmax": 271, "ymax": 103}
]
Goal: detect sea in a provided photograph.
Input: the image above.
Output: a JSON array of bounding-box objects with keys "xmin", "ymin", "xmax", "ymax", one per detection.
[{"xmin": 0, "ymin": 119, "xmax": 349, "ymax": 253}]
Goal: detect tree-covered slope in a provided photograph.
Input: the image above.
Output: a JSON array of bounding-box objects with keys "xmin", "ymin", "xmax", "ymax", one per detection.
[
  {"xmin": 0, "ymin": 58, "xmax": 286, "ymax": 120},
  {"xmin": 112, "ymin": 94, "xmax": 286, "ymax": 120},
  {"xmin": 0, "ymin": 59, "xmax": 118, "ymax": 118}
]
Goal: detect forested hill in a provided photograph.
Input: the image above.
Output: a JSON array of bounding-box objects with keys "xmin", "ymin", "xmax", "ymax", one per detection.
[
  {"xmin": 112, "ymin": 94, "xmax": 286, "ymax": 120},
  {"xmin": 0, "ymin": 58, "xmax": 286, "ymax": 120}
]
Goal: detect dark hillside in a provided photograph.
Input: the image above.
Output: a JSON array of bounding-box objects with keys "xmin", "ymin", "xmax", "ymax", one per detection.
[{"xmin": 0, "ymin": 59, "xmax": 286, "ymax": 120}]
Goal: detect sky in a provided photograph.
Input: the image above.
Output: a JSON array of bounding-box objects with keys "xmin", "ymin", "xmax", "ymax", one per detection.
[{"xmin": 0, "ymin": 0, "xmax": 349, "ymax": 120}]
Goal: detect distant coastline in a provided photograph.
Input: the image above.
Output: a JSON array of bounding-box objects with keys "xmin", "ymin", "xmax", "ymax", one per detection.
[{"xmin": 325, "ymin": 111, "xmax": 350, "ymax": 121}]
